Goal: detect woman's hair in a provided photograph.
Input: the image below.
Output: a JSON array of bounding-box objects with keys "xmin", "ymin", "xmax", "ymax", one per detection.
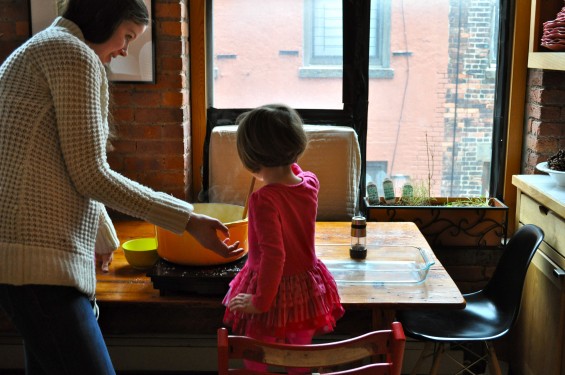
[
  {"xmin": 62, "ymin": 0, "xmax": 149, "ymax": 44},
  {"xmin": 236, "ymin": 104, "xmax": 307, "ymax": 173}
]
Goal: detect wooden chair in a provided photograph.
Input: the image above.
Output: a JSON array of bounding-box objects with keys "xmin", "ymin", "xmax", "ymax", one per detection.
[{"xmin": 217, "ymin": 321, "xmax": 406, "ymax": 375}]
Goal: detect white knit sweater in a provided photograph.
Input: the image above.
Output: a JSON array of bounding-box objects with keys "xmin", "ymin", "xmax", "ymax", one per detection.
[{"xmin": 0, "ymin": 18, "xmax": 193, "ymax": 299}]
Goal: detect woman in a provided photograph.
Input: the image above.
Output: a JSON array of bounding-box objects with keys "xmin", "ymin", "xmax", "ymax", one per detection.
[{"xmin": 0, "ymin": 1, "xmax": 241, "ymax": 373}]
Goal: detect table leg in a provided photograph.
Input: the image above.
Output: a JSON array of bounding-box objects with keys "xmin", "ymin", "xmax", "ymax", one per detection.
[{"xmin": 371, "ymin": 308, "xmax": 396, "ymax": 330}]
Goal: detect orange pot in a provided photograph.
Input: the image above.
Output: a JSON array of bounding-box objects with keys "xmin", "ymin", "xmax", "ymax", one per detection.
[{"xmin": 156, "ymin": 203, "xmax": 248, "ymax": 266}]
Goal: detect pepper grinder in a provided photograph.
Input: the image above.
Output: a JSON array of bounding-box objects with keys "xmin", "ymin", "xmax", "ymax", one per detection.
[{"xmin": 350, "ymin": 216, "xmax": 367, "ymax": 259}]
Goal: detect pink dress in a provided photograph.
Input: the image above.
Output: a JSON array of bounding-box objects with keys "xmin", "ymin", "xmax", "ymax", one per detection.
[{"xmin": 223, "ymin": 164, "xmax": 344, "ymax": 338}]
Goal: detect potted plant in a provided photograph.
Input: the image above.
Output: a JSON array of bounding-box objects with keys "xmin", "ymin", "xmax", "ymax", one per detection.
[
  {"xmin": 363, "ymin": 187, "xmax": 508, "ymax": 249},
  {"xmin": 364, "ymin": 132, "xmax": 508, "ymax": 249}
]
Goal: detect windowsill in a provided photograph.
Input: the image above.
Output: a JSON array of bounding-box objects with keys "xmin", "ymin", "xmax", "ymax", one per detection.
[{"xmin": 298, "ymin": 66, "xmax": 394, "ymax": 79}]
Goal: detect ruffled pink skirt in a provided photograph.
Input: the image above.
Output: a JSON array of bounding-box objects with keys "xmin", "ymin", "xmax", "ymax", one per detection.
[{"xmin": 223, "ymin": 259, "xmax": 345, "ymax": 338}]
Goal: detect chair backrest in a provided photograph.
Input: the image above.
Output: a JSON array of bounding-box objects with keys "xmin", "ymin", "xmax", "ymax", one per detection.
[
  {"xmin": 483, "ymin": 224, "xmax": 544, "ymax": 321},
  {"xmin": 217, "ymin": 321, "xmax": 406, "ymax": 375}
]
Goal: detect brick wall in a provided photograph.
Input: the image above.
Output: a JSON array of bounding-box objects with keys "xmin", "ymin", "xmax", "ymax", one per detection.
[
  {"xmin": 0, "ymin": 0, "xmax": 190, "ymax": 202},
  {"xmin": 523, "ymin": 69, "xmax": 565, "ymax": 173},
  {"xmin": 109, "ymin": 0, "xmax": 189, "ymax": 200},
  {"xmin": 441, "ymin": 0, "xmax": 497, "ymax": 197},
  {"xmin": 0, "ymin": 0, "xmax": 29, "ymax": 60}
]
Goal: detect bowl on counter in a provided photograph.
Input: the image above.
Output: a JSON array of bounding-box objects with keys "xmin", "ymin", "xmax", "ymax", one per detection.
[
  {"xmin": 156, "ymin": 203, "xmax": 248, "ymax": 266},
  {"xmin": 122, "ymin": 237, "xmax": 159, "ymax": 270},
  {"xmin": 536, "ymin": 162, "xmax": 565, "ymax": 187}
]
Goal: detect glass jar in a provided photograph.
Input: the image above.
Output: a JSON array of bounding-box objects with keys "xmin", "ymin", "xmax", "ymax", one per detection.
[{"xmin": 350, "ymin": 216, "xmax": 367, "ymax": 259}]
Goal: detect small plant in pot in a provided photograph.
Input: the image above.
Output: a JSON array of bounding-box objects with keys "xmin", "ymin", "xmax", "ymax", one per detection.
[{"xmin": 364, "ymin": 179, "xmax": 507, "ymax": 249}]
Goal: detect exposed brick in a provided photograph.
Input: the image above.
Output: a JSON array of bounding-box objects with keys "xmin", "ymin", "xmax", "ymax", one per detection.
[
  {"xmin": 526, "ymin": 134, "xmax": 559, "ymax": 154},
  {"xmin": 150, "ymin": 72, "xmax": 183, "ymax": 90},
  {"xmin": 155, "ymin": 3, "xmax": 182, "ymax": 19},
  {"xmin": 160, "ymin": 21, "xmax": 183, "ymax": 37},
  {"xmin": 134, "ymin": 108, "xmax": 183, "ymax": 124},
  {"xmin": 528, "ymin": 87, "xmax": 542, "ymax": 104},
  {"xmin": 156, "ymin": 40, "xmax": 183, "ymax": 56},
  {"xmin": 110, "ymin": 91, "xmax": 133, "ymax": 106},
  {"xmin": 162, "ymin": 91, "xmax": 184, "ymax": 107},
  {"xmin": 525, "ymin": 69, "xmax": 565, "ymax": 173},
  {"xmin": 112, "ymin": 108, "xmax": 135, "ymax": 123},
  {"xmin": 161, "ymin": 123, "xmax": 183, "ymax": 138},
  {"xmin": 528, "ymin": 103, "xmax": 562, "ymax": 121},
  {"xmin": 124, "ymin": 155, "xmax": 163, "ymax": 171},
  {"xmin": 107, "ymin": 153, "xmax": 124, "ymax": 170},
  {"xmin": 136, "ymin": 140, "xmax": 184, "ymax": 154},
  {"xmin": 131, "ymin": 91, "xmax": 163, "ymax": 107},
  {"xmin": 541, "ymin": 69, "xmax": 565, "ymax": 88},
  {"xmin": 142, "ymin": 172, "xmax": 185, "ymax": 188},
  {"xmin": 15, "ymin": 21, "xmax": 28, "ymax": 36},
  {"xmin": 162, "ymin": 155, "xmax": 185, "ymax": 170},
  {"xmin": 109, "ymin": 140, "xmax": 137, "ymax": 154},
  {"xmin": 531, "ymin": 121, "xmax": 565, "ymax": 137},
  {"xmin": 161, "ymin": 56, "xmax": 183, "ymax": 71},
  {"xmin": 121, "ymin": 124, "xmax": 162, "ymax": 140},
  {"xmin": 0, "ymin": 2, "xmax": 29, "ymax": 20},
  {"xmin": 540, "ymin": 88, "xmax": 565, "ymax": 105}
]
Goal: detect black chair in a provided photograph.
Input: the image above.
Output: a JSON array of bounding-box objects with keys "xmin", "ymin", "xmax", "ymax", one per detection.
[{"xmin": 396, "ymin": 224, "xmax": 544, "ymax": 375}]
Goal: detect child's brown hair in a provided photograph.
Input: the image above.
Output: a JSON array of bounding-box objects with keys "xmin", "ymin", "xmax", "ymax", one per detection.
[{"xmin": 236, "ymin": 104, "xmax": 307, "ymax": 172}]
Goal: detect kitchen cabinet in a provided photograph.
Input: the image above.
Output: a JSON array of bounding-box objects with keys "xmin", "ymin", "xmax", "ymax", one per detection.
[
  {"xmin": 528, "ymin": 0, "xmax": 565, "ymax": 70},
  {"xmin": 511, "ymin": 175, "xmax": 565, "ymax": 375}
]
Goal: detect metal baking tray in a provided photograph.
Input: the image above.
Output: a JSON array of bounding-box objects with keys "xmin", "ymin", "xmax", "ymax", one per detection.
[{"xmin": 323, "ymin": 245, "xmax": 435, "ymax": 284}]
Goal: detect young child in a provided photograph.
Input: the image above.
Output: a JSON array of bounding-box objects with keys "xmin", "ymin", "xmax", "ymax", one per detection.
[{"xmin": 222, "ymin": 103, "xmax": 345, "ymax": 373}]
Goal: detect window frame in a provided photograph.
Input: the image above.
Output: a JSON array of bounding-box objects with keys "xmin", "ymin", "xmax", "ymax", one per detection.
[
  {"xmin": 190, "ymin": 0, "xmax": 524, "ymax": 220},
  {"xmin": 299, "ymin": 0, "xmax": 393, "ymax": 79}
]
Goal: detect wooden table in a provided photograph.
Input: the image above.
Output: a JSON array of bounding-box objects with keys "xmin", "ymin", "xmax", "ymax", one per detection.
[
  {"xmin": 0, "ymin": 220, "xmax": 464, "ymax": 337},
  {"xmin": 315, "ymin": 221, "xmax": 465, "ymax": 328},
  {"xmin": 88, "ymin": 220, "xmax": 464, "ymax": 334}
]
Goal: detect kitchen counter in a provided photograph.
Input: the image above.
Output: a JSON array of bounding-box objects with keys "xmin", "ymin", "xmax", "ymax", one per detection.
[
  {"xmin": 510, "ymin": 174, "xmax": 565, "ymax": 375},
  {"xmin": 512, "ymin": 174, "xmax": 565, "ymax": 219}
]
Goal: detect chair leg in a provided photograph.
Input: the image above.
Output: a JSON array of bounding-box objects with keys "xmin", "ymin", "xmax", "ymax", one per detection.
[
  {"xmin": 429, "ymin": 343, "xmax": 445, "ymax": 375},
  {"xmin": 486, "ymin": 342, "xmax": 502, "ymax": 375},
  {"xmin": 410, "ymin": 341, "xmax": 434, "ymax": 375}
]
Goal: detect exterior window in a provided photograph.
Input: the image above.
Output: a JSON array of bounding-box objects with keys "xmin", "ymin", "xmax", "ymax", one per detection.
[
  {"xmin": 307, "ymin": 0, "xmax": 343, "ymax": 65},
  {"xmin": 300, "ymin": 0, "xmax": 392, "ymax": 78},
  {"xmin": 208, "ymin": 0, "xmax": 509, "ymax": 200},
  {"xmin": 489, "ymin": 2, "xmax": 500, "ymax": 71}
]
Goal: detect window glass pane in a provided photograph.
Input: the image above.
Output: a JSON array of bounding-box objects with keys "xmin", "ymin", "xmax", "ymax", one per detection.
[
  {"xmin": 212, "ymin": 0, "xmax": 343, "ymax": 109},
  {"xmin": 367, "ymin": 0, "xmax": 498, "ymax": 197},
  {"xmin": 211, "ymin": 0, "xmax": 500, "ymax": 198}
]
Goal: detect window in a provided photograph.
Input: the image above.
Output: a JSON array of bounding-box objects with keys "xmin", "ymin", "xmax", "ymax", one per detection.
[
  {"xmin": 488, "ymin": 1, "xmax": 500, "ymax": 75},
  {"xmin": 300, "ymin": 0, "xmax": 392, "ymax": 78},
  {"xmin": 206, "ymin": 0, "xmax": 510, "ymax": 202}
]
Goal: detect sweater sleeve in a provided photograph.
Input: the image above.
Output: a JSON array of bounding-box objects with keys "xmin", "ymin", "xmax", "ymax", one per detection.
[
  {"xmin": 94, "ymin": 205, "xmax": 120, "ymax": 255},
  {"xmin": 41, "ymin": 31, "xmax": 191, "ymax": 234}
]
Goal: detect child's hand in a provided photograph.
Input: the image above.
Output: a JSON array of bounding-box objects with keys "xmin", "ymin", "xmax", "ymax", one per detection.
[{"xmin": 228, "ymin": 293, "xmax": 261, "ymax": 314}]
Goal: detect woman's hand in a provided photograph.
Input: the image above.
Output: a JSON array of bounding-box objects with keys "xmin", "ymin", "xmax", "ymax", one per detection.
[
  {"xmin": 185, "ymin": 212, "xmax": 244, "ymax": 258},
  {"xmin": 228, "ymin": 293, "xmax": 261, "ymax": 314}
]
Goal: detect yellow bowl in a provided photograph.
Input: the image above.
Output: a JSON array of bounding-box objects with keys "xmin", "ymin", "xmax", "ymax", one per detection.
[
  {"xmin": 122, "ymin": 238, "xmax": 159, "ymax": 270},
  {"xmin": 156, "ymin": 203, "xmax": 248, "ymax": 266}
]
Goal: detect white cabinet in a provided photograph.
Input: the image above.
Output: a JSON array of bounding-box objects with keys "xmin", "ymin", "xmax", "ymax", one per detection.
[{"xmin": 511, "ymin": 175, "xmax": 565, "ymax": 375}]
